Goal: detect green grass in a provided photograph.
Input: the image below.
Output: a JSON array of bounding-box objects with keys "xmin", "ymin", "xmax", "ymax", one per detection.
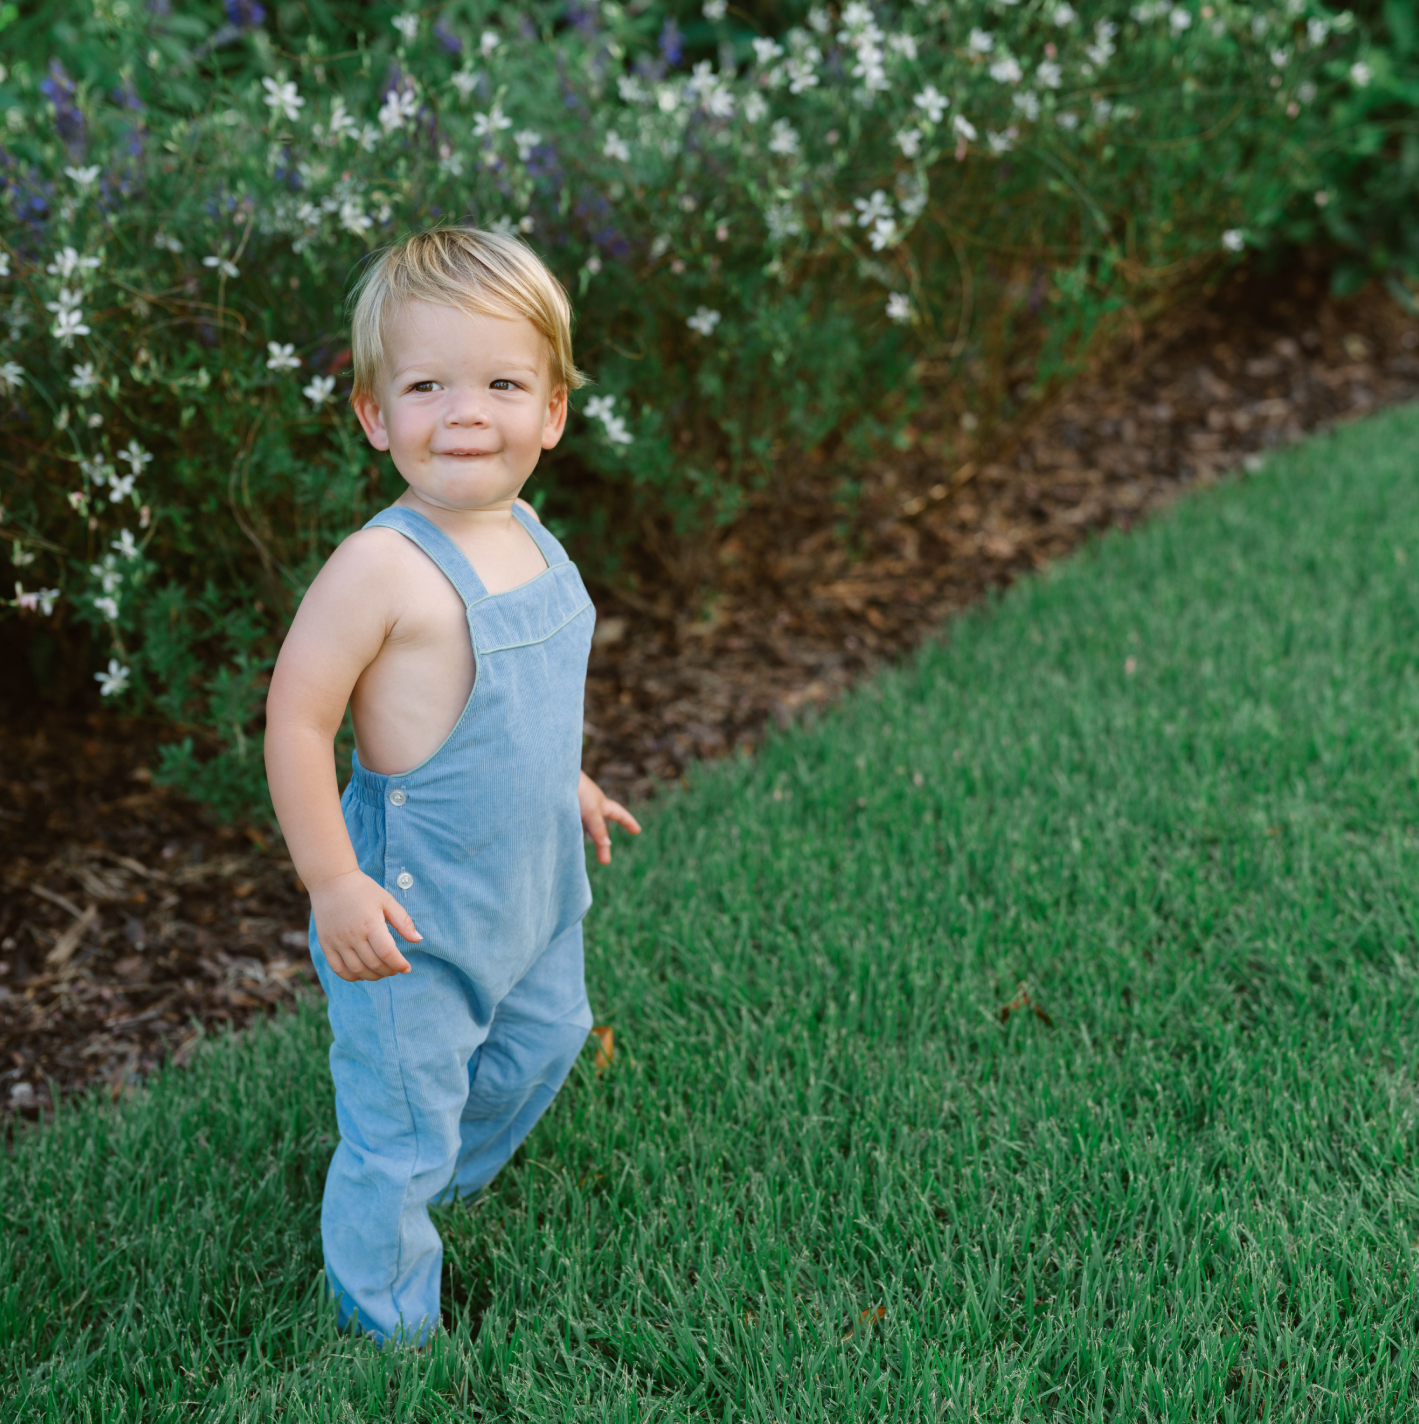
[{"xmin": 7, "ymin": 405, "xmax": 1419, "ymax": 1421}]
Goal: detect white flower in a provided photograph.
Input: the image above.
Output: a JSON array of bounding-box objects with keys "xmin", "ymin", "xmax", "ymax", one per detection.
[
  {"xmin": 64, "ymin": 164, "xmax": 101, "ymax": 188},
  {"xmin": 69, "ymin": 363, "xmax": 99, "ymax": 396},
  {"xmin": 687, "ymin": 306, "xmax": 722, "ymax": 336},
  {"xmin": 889, "ymin": 33, "xmax": 917, "ymax": 60},
  {"xmin": 266, "ymin": 342, "xmax": 301, "ymax": 371},
  {"xmin": 1055, "ymin": 110, "xmax": 1079, "ymax": 130},
  {"xmin": 1314, "ymin": 189, "xmax": 1330, "ymax": 207},
  {"xmin": 784, "ymin": 51, "xmax": 821, "ymax": 94},
  {"xmin": 914, "ymin": 85, "xmax": 948, "ymax": 123},
  {"xmin": 1037, "ymin": 60, "xmax": 1062, "ymax": 89},
  {"xmin": 1349, "ymin": 61, "xmax": 1372, "ymax": 87},
  {"xmin": 51, "ymin": 309, "xmax": 90, "ymax": 346},
  {"xmin": 94, "ymin": 596, "xmax": 120, "ymax": 622},
  {"xmin": 868, "ymin": 216, "xmax": 900, "ymax": 251},
  {"xmin": 987, "ymin": 127, "xmax": 1017, "ymax": 153},
  {"xmin": 203, "ymin": 254, "xmax": 240, "ymax": 279},
  {"xmin": 80, "ymin": 457, "xmax": 113, "ymax": 485},
  {"xmin": 953, "ymin": 114, "xmax": 978, "ymax": 142},
  {"xmin": 262, "ymin": 76, "xmax": 305, "ymax": 123},
  {"xmin": 1221, "ymin": 228, "xmax": 1245, "ymax": 252},
  {"xmin": 327, "ymin": 97, "xmax": 361, "ymax": 140},
  {"xmin": 47, "ymin": 246, "xmax": 101, "ymax": 279},
  {"xmin": 584, "ymin": 394, "xmax": 634, "ymax": 445},
  {"xmin": 765, "ymin": 203, "xmax": 803, "ymax": 241},
  {"xmin": 514, "ymin": 129, "xmax": 542, "ymax": 160},
  {"xmin": 1298, "ymin": 81, "xmax": 1317, "ymax": 104},
  {"xmin": 118, "ymin": 439, "xmax": 152, "ymax": 474},
  {"xmin": 1169, "ymin": 6, "xmax": 1192, "ymax": 34},
  {"xmin": 303, "ymin": 374, "xmax": 336, "ymax": 406},
  {"xmin": 340, "ymin": 198, "xmax": 373, "ymax": 235},
  {"xmin": 0, "ymin": 252, "xmax": 8, "ymax": 276},
  {"xmin": 1270, "ymin": 47, "xmax": 1290, "ymax": 68},
  {"xmin": 90, "ymin": 558, "xmax": 121, "ymax": 594},
  {"xmin": 94, "ymin": 658, "xmax": 129, "ymax": 695},
  {"xmin": 111, "ymin": 529, "xmax": 140, "ymax": 560},
  {"xmin": 990, "ymin": 55, "xmax": 1022, "ymax": 84},
  {"xmin": 703, "ymin": 0, "xmax": 728, "ymax": 18},
  {"xmin": 46, "ymin": 286, "xmax": 82, "ymax": 315},
  {"xmin": 968, "ymin": 28, "xmax": 994, "ymax": 54},
  {"xmin": 452, "ymin": 69, "xmax": 480, "ymax": 100},
  {"xmin": 0, "ymin": 361, "xmax": 22, "ymax": 394},
  {"xmin": 854, "ymin": 190, "xmax": 893, "ymax": 227},
  {"xmin": 1092, "ymin": 98, "xmax": 1113, "ymax": 125},
  {"xmin": 896, "ymin": 127, "xmax": 922, "ymax": 157},
  {"xmin": 583, "ymin": 255, "xmax": 603, "ymax": 277},
  {"xmin": 154, "ymin": 231, "xmax": 183, "ymax": 253},
  {"xmin": 14, "ymin": 584, "xmax": 59, "ymax": 615},
  {"xmin": 768, "ymin": 118, "xmax": 800, "ymax": 155},
  {"xmin": 68, "ymin": 491, "xmax": 87, "ymax": 512},
  {"xmin": 473, "ymin": 107, "xmax": 512, "ymax": 139},
  {"xmin": 603, "ymin": 130, "xmax": 631, "ymax": 161},
  {"xmin": 379, "ymin": 87, "xmax": 418, "ymax": 132},
  {"xmin": 886, "ymin": 293, "xmax": 912, "ymax": 323},
  {"xmin": 480, "ymin": 29, "xmax": 500, "ymax": 56},
  {"xmin": 10, "ymin": 542, "xmax": 34, "ymax": 567},
  {"xmin": 107, "ymin": 473, "xmax": 136, "ymax": 501},
  {"xmin": 743, "ymin": 92, "xmax": 769, "ymax": 122},
  {"xmin": 1053, "ymin": 3, "xmax": 1077, "ymax": 22},
  {"xmin": 1013, "ymin": 90, "xmax": 1041, "ymax": 120},
  {"xmin": 752, "ymin": 37, "xmax": 784, "ymax": 65},
  {"xmin": 656, "ymin": 84, "xmax": 682, "ymax": 113},
  {"xmin": 391, "ymin": 12, "xmax": 420, "ymax": 41},
  {"xmin": 1086, "ymin": 19, "xmax": 1118, "ymax": 65},
  {"xmin": 1307, "ymin": 18, "xmax": 1329, "ymax": 45},
  {"xmin": 704, "ymin": 84, "xmax": 735, "ymax": 118}
]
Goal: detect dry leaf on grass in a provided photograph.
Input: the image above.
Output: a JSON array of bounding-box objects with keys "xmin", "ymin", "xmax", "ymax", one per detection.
[
  {"xmin": 591, "ymin": 1024, "xmax": 614, "ymax": 1071},
  {"xmin": 999, "ymin": 986, "xmax": 1054, "ymax": 1028}
]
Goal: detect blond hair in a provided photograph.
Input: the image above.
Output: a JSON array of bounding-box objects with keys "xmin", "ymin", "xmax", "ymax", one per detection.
[{"xmin": 347, "ymin": 227, "xmax": 586, "ymax": 401}]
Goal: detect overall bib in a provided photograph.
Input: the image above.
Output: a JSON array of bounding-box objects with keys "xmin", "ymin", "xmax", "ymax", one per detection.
[{"xmin": 309, "ymin": 503, "xmax": 596, "ymax": 1345}]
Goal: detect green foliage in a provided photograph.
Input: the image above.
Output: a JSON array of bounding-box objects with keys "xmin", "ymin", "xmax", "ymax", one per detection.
[
  {"xmin": 0, "ymin": 0, "xmax": 1405, "ymax": 815},
  {"xmin": 7, "ymin": 407, "xmax": 1419, "ymax": 1417}
]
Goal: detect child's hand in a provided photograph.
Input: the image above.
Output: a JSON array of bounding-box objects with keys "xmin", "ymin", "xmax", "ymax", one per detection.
[
  {"xmin": 309, "ymin": 869, "xmax": 420, "ymax": 982},
  {"xmin": 578, "ymin": 771, "xmax": 642, "ymax": 865}
]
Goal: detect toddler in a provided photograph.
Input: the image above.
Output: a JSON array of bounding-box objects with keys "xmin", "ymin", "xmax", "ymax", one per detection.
[{"xmin": 264, "ymin": 227, "xmax": 639, "ymax": 1346}]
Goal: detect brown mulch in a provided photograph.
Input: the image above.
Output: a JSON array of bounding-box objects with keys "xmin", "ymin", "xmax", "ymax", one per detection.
[{"xmin": 4, "ymin": 254, "xmax": 1417, "ymax": 1118}]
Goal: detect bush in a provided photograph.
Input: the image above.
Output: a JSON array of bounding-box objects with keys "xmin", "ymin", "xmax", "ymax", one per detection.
[{"xmin": 0, "ymin": 0, "xmax": 1404, "ymax": 817}]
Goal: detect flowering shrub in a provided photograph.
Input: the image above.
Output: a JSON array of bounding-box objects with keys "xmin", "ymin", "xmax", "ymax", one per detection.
[{"xmin": 0, "ymin": 0, "xmax": 1403, "ymax": 816}]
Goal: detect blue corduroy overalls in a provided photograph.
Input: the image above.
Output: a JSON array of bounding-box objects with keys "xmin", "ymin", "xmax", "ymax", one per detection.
[{"xmin": 308, "ymin": 502, "xmax": 596, "ymax": 1346}]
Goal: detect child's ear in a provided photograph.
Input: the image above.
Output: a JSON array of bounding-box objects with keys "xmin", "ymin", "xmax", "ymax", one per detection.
[
  {"xmin": 541, "ymin": 385, "xmax": 569, "ymax": 450},
  {"xmin": 352, "ymin": 391, "xmax": 391, "ymax": 451}
]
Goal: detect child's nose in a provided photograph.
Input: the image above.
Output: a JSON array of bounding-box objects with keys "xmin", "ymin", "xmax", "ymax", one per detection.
[{"xmin": 446, "ymin": 389, "xmax": 491, "ymax": 425}]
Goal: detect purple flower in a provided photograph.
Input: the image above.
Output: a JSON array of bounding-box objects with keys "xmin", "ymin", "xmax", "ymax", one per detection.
[
  {"xmin": 659, "ymin": 18, "xmax": 682, "ymax": 65},
  {"xmin": 224, "ymin": 0, "xmax": 266, "ymax": 29},
  {"xmin": 433, "ymin": 20, "xmax": 463, "ymax": 52},
  {"xmin": 40, "ymin": 60, "xmax": 84, "ymax": 149}
]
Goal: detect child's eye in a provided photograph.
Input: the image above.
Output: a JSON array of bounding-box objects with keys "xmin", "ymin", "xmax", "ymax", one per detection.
[
  {"xmin": 490, "ymin": 378, "xmax": 519, "ymax": 391},
  {"xmin": 409, "ymin": 380, "xmax": 439, "ymax": 393}
]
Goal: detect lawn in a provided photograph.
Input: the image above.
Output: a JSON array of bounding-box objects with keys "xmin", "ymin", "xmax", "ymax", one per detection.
[{"xmin": 6, "ymin": 405, "xmax": 1419, "ymax": 1421}]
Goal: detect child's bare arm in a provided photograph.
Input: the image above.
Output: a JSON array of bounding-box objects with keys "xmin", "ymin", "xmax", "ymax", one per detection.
[{"xmin": 265, "ymin": 536, "xmax": 421, "ymax": 982}]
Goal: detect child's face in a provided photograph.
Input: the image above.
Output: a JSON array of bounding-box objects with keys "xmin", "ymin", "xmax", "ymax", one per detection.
[{"xmin": 352, "ymin": 301, "xmax": 567, "ymax": 512}]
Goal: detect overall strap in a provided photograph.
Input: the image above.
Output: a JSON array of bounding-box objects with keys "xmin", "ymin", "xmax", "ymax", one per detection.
[
  {"xmin": 364, "ymin": 506, "xmax": 488, "ymax": 607},
  {"xmin": 512, "ymin": 502, "xmax": 570, "ymax": 567}
]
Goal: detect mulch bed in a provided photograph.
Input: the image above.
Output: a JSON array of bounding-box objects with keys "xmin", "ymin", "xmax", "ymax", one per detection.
[{"xmin": 4, "ymin": 254, "xmax": 1417, "ymax": 1118}]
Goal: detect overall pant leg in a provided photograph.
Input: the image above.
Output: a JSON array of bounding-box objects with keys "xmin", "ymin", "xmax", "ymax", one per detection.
[
  {"xmin": 314, "ymin": 947, "xmax": 490, "ymax": 1344},
  {"xmin": 449, "ymin": 919, "xmax": 594, "ymax": 1197}
]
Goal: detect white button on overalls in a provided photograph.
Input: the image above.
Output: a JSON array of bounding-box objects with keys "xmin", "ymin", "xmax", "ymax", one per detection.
[
  {"xmin": 396, "ymin": 871, "xmax": 414, "ymax": 890},
  {"xmin": 389, "ymin": 789, "xmax": 407, "ymax": 806}
]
